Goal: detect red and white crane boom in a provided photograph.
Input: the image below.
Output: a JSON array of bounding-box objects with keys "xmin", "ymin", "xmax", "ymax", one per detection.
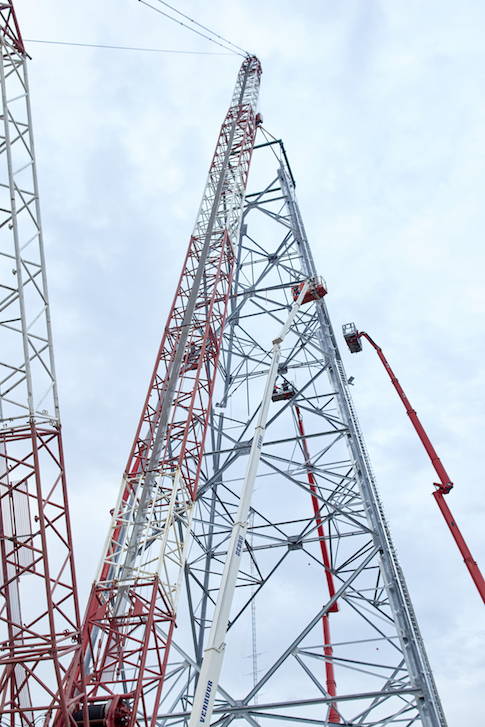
[
  {"xmin": 343, "ymin": 323, "xmax": 485, "ymax": 603},
  {"xmin": 61, "ymin": 55, "xmax": 262, "ymax": 727}
]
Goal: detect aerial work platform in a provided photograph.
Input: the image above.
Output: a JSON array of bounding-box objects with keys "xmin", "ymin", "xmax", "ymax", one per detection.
[
  {"xmin": 342, "ymin": 322, "xmax": 362, "ymax": 353},
  {"xmin": 291, "ymin": 275, "xmax": 327, "ymax": 304}
]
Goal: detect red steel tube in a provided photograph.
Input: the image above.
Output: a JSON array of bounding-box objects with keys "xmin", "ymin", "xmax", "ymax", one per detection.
[
  {"xmin": 294, "ymin": 405, "xmax": 340, "ymax": 723},
  {"xmin": 357, "ymin": 331, "xmax": 485, "ymax": 604}
]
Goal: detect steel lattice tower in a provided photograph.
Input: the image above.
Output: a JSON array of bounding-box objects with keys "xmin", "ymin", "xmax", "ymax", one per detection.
[
  {"xmin": 0, "ymin": 5, "xmax": 86, "ymax": 725},
  {"xmin": 59, "ymin": 55, "xmax": 447, "ymax": 727},
  {"xmin": 144, "ymin": 121, "xmax": 448, "ymax": 725},
  {"xmin": 0, "ymin": 25, "xmax": 450, "ymax": 724}
]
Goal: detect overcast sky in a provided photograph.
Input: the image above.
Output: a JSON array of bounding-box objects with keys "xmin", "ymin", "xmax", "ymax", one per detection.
[{"xmin": 14, "ymin": 1, "xmax": 485, "ymax": 723}]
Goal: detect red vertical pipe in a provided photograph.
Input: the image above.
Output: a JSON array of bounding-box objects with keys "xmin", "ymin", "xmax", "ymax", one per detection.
[
  {"xmin": 294, "ymin": 406, "xmax": 340, "ymax": 723},
  {"xmin": 323, "ymin": 615, "xmax": 339, "ymax": 724}
]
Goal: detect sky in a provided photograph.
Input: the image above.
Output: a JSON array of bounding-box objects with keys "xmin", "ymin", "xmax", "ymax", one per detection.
[{"xmin": 12, "ymin": 1, "xmax": 485, "ymax": 723}]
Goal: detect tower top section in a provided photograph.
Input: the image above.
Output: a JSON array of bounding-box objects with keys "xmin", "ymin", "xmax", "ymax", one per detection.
[
  {"xmin": 0, "ymin": 1, "xmax": 25, "ymax": 55},
  {"xmin": 230, "ymin": 55, "xmax": 262, "ymax": 112}
]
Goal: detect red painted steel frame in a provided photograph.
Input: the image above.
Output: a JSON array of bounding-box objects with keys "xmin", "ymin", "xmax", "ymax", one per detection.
[
  {"xmin": 0, "ymin": 425, "xmax": 86, "ymax": 726},
  {"xmin": 0, "ymin": 0, "xmax": 25, "ymax": 55},
  {"xmin": 357, "ymin": 331, "xmax": 485, "ymax": 604},
  {"xmin": 293, "ymin": 406, "xmax": 340, "ymax": 724},
  {"xmin": 61, "ymin": 57, "xmax": 261, "ymax": 726},
  {"xmin": 0, "ymin": 4, "xmax": 87, "ymax": 724}
]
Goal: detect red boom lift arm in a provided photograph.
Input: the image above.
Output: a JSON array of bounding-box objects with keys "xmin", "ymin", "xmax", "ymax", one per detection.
[{"xmin": 342, "ymin": 323, "xmax": 485, "ymax": 604}]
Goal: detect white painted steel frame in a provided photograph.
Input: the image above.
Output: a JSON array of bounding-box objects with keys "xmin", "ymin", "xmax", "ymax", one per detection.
[{"xmin": 0, "ymin": 30, "xmax": 58, "ymax": 426}]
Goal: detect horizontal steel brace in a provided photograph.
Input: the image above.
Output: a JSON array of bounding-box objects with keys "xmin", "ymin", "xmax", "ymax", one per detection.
[
  {"xmin": 157, "ymin": 687, "xmax": 419, "ymax": 719},
  {"xmin": 202, "ymin": 427, "xmax": 348, "ymax": 457}
]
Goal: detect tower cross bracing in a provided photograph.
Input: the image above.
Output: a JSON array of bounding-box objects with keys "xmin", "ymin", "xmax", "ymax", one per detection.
[
  {"xmin": 153, "ymin": 138, "xmax": 447, "ymax": 727},
  {"xmin": 0, "ymin": 18, "xmax": 451, "ymax": 725}
]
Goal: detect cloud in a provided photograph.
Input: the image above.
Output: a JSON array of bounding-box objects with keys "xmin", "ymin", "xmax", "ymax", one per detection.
[{"xmin": 10, "ymin": 1, "xmax": 485, "ymax": 724}]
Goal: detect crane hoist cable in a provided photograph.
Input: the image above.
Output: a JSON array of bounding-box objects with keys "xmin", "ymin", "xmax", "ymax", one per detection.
[
  {"xmin": 152, "ymin": 0, "xmax": 250, "ymax": 56},
  {"xmin": 139, "ymin": 0, "xmax": 249, "ymax": 57}
]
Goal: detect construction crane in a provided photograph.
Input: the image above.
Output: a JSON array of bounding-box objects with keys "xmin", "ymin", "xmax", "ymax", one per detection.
[
  {"xmin": 342, "ymin": 323, "xmax": 485, "ymax": 603},
  {"xmin": 58, "ymin": 55, "xmax": 263, "ymax": 727},
  {"xmin": 190, "ymin": 301, "xmax": 341, "ymax": 727},
  {"xmin": 0, "ymin": 4, "xmax": 87, "ymax": 726}
]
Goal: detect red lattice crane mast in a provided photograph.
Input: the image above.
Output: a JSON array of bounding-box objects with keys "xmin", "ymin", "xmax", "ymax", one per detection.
[
  {"xmin": 343, "ymin": 323, "xmax": 485, "ymax": 603},
  {"xmin": 59, "ymin": 56, "xmax": 262, "ymax": 727}
]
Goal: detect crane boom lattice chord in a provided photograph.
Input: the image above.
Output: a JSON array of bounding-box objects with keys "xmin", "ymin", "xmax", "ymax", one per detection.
[{"xmin": 61, "ymin": 56, "xmax": 262, "ymax": 727}]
